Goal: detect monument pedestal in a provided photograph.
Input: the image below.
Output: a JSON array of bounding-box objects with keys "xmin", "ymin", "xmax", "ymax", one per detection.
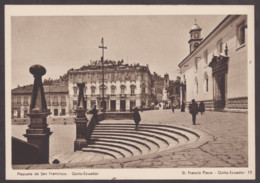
[
  {"xmin": 74, "ymin": 83, "xmax": 88, "ymax": 151},
  {"xmin": 24, "ymin": 109, "xmax": 52, "ymax": 164},
  {"xmin": 74, "ymin": 116, "xmax": 88, "ymax": 151}
]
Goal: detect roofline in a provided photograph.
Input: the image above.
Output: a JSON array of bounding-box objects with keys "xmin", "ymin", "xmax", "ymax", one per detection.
[{"xmin": 178, "ymin": 15, "xmax": 233, "ymax": 68}]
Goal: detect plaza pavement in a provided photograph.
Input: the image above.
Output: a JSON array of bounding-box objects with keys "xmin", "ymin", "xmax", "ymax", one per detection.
[
  {"xmin": 13, "ymin": 109, "xmax": 248, "ymax": 169},
  {"xmin": 124, "ymin": 109, "xmax": 248, "ymax": 168}
]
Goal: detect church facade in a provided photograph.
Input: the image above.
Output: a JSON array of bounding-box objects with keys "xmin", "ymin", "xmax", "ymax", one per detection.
[{"xmin": 178, "ymin": 15, "xmax": 248, "ymax": 112}]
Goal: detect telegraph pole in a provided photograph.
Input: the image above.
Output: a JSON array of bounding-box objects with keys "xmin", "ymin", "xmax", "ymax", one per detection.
[{"xmin": 98, "ymin": 37, "xmax": 107, "ymax": 111}]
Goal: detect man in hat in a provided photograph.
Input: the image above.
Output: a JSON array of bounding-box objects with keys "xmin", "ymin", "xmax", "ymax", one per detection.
[{"xmin": 189, "ymin": 99, "xmax": 199, "ymax": 125}]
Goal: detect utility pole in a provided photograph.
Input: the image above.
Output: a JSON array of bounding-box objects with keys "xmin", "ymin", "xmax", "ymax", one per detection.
[{"xmin": 98, "ymin": 37, "xmax": 107, "ymax": 111}]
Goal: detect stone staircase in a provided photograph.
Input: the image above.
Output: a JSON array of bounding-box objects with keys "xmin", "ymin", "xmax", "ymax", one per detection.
[{"xmin": 82, "ymin": 120, "xmax": 200, "ymax": 160}]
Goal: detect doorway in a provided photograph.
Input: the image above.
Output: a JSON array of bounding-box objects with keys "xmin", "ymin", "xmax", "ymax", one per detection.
[
  {"xmin": 214, "ymin": 74, "xmax": 226, "ymax": 110},
  {"xmin": 120, "ymin": 100, "xmax": 126, "ymax": 111},
  {"xmin": 110, "ymin": 100, "xmax": 116, "ymax": 111}
]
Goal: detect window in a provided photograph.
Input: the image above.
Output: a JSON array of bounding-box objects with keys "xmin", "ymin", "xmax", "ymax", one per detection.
[
  {"xmin": 204, "ymin": 50, "xmax": 208, "ymax": 65},
  {"xmin": 195, "ymin": 77, "xmax": 198, "ymax": 94},
  {"xmin": 195, "ymin": 57, "xmax": 199, "ymax": 72},
  {"xmin": 61, "ymin": 109, "xmax": 66, "ymax": 116},
  {"xmin": 194, "ymin": 43, "xmax": 199, "ymax": 49},
  {"xmin": 130, "ymin": 85, "xmax": 136, "ymax": 95},
  {"xmin": 111, "ymin": 86, "xmax": 116, "ymax": 95},
  {"xmin": 142, "ymin": 87, "xmax": 146, "ymax": 95},
  {"xmin": 73, "ymin": 86, "xmax": 77, "ymax": 95},
  {"xmin": 204, "ymin": 72, "xmax": 209, "ymax": 92},
  {"xmin": 91, "ymin": 86, "xmax": 96, "ymax": 95},
  {"xmin": 54, "ymin": 109, "xmax": 58, "ymax": 116},
  {"xmin": 206, "ymin": 78, "xmax": 209, "ymax": 92},
  {"xmin": 17, "ymin": 96, "xmax": 21, "ymax": 105},
  {"xmin": 24, "ymin": 96, "xmax": 29, "ymax": 105},
  {"xmin": 217, "ymin": 40, "xmax": 223, "ymax": 53},
  {"xmin": 121, "ymin": 86, "xmax": 125, "ymax": 94},
  {"xmin": 61, "ymin": 96, "xmax": 66, "ymax": 106},
  {"xmin": 53, "ymin": 96, "xmax": 58, "ymax": 106},
  {"xmin": 237, "ymin": 22, "xmax": 246, "ymax": 46}
]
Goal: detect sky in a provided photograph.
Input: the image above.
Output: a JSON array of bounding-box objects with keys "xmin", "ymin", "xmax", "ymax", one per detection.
[{"xmin": 11, "ymin": 15, "xmax": 226, "ymax": 89}]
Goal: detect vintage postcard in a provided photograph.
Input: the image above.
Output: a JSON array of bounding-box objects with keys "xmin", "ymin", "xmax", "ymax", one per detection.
[{"xmin": 5, "ymin": 5, "xmax": 255, "ymax": 180}]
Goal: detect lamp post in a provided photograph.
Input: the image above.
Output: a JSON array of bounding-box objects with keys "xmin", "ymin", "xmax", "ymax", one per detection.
[{"xmin": 98, "ymin": 37, "xmax": 107, "ymax": 111}]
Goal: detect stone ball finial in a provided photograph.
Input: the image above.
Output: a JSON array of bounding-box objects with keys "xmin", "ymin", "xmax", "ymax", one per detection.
[{"xmin": 29, "ymin": 65, "xmax": 46, "ymax": 76}]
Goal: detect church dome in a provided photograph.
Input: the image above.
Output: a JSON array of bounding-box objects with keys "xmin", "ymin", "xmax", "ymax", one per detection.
[{"xmin": 191, "ymin": 23, "xmax": 201, "ymax": 30}]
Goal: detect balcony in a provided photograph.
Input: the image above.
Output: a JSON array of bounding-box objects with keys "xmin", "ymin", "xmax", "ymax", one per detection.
[
  {"xmin": 52, "ymin": 102, "xmax": 59, "ymax": 106},
  {"xmin": 23, "ymin": 102, "xmax": 29, "ymax": 106},
  {"xmin": 16, "ymin": 102, "xmax": 22, "ymax": 106},
  {"xmin": 61, "ymin": 102, "xmax": 66, "ymax": 106},
  {"xmin": 120, "ymin": 94, "xmax": 126, "ymax": 98}
]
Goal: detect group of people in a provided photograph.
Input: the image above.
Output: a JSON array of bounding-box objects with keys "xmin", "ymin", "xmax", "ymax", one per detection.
[
  {"xmin": 87, "ymin": 99, "xmax": 205, "ymax": 131},
  {"xmin": 171, "ymin": 99, "xmax": 205, "ymax": 125}
]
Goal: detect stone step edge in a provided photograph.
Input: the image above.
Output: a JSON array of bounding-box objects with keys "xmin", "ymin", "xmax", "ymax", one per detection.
[
  {"xmin": 94, "ymin": 125, "xmax": 198, "ymax": 141},
  {"xmin": 91, "ymin": 133, "xmax": 161, "ymax": 149},
  {"xmin": 92, "ymin": 131, "xmax": 170, "ymax": 146},
  {"xmin": 97, "ymin": 123, "xmax": 200, "ymax": 138},
  {"xmin": 83, "ymin": 146, "xmax": 125, "ymax": 158},
  {"xmin": 93, "ymin": 128, "xmax": 188, "ymax": 142},
  {"xmin": 89, "ymin": 137, "xmax": 151, "ymax": 152},
  {"xmin": 91, "ymin": 139, "xmax": 142, "ymax": 154},
  {"xmin": 88, "ymin": 142, "xmax": 134, "ymax": 156}
]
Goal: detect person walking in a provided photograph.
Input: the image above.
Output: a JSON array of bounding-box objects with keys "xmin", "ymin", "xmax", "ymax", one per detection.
[
  {"xmin": 199, "ymin": 101, "xmax": 205, "ymax": 114},
  {"xmin": 189, "ymin": 99, "xmax": 199, "ymax": 125},
  {"xmin": 171, "ymin": 105, "xmax": 175, "ymax": 114},
  {"xmin": 89, "ymin": 105, "xmax": 98, "ymax": 123},
  {"xmin": 181, "ymin": 102, "xmax": 185, "ymax": 112},
  {"xmin": 133, "ymin": 107, "xmax": 141, "ymax": 130}
]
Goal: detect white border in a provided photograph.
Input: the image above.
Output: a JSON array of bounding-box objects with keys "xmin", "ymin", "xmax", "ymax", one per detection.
[{"xmin": 5, "ymin": 5, "xmax": 255, "ymax": 180}]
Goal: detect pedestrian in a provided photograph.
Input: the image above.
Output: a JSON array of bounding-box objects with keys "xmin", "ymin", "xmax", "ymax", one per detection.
[
  {"xmin": 189, "ymin": 99, "xmax": 199, "ymax": 125},
  {"xmin": 63, "ymin": 118, "xmax": 67, "ymax": 125},
  {"xmin": 181, "ymin": 102, "xmax": 185, "ymax": 112},
  {"xmin": 133, "ymin": 107, "xmax": 141, "ymax": 130},
  {"xmin": 89, "ymin": 105, "xmax": 98, "ymax": 123},
  {"xmin": 199, "ymin": 101, "xmax": 205, "ymax": 114},
  {"xmin": 171, "ymin": 105, "xmax": 175, "ymax": 113}
]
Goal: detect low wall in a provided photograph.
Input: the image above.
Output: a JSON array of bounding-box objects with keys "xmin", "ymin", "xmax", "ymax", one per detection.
[{"xmin": 12, "ymin": 137, "xmax": 40, "ymax": 165}]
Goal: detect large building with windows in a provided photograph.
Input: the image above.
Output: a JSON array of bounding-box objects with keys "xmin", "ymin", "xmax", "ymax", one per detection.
[
  {"xmin": 11, "ymin": 60, "xmax": 154, "ymax": 118},
  {"xmin": 68, "ymin": 60, "xmax": 153, "ymax": 114},
  {"xmin": 178, "ymin": 15, "xmax": 248, "ymax": 111},
  {"xmin": 12, "ymin": 83, "xmax": 69, "ymax": 118}
]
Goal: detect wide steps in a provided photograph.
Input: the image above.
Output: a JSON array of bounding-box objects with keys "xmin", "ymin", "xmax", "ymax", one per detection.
[{"xmin": 82, "ymin": 120, "xmax": 200, "ymax": 160}]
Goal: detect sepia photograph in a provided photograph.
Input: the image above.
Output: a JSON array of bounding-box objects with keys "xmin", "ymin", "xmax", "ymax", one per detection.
[{"xmin": 5, "ymin": 5, "xmax": 255, "ymax": 180}]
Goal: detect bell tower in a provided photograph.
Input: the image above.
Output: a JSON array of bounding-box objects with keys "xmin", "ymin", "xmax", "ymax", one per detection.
[{"xmin": 188, "ymin": 19, "xmax": 203, "ymax": 53}]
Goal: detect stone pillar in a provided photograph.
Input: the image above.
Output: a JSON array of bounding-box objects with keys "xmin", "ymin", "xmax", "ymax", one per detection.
[
  {"xmin": 74, "ymin": 83, "xmax": 88, "ymax": 151},
  {"xmin": 116, "ymin": 99, "xmax": 120, "ymax": 111},
  {"xmin": 126, "ymin": 99, "xmax": 130, "ymax": 111},
  {"xmin": 24, "ymin": 65, "xmax": 52, "ymax": 164}
]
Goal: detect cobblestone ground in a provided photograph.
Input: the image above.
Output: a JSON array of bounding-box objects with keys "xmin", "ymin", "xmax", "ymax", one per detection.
[
  {"xmin": 13, "ymin": 109, "xmax": 248, "ymax": 169},
  {"xmin": 118, "ymin": 109, "xmax": 248, "ymax": 168}
]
